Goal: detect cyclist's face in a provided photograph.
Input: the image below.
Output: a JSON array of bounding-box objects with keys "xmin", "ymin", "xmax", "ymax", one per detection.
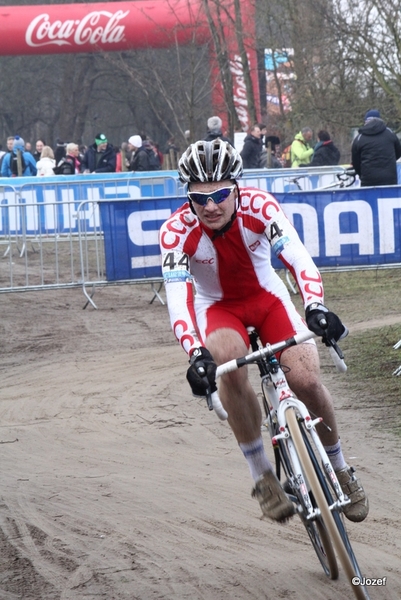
[{"xmin": 188, "ymin": 181, "xmax": 237, "ymax": 230}]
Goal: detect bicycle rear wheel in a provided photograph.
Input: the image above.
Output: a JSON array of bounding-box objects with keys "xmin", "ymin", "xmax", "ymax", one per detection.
[{"xmin": 286, "ymin": 408, "xmax": 370, "ymax": 600}]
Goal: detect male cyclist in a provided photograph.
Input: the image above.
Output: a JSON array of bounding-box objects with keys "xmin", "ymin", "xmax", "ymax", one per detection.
[{"xmin": 159, "ymin": 139, "xmax": 368, "ymax": 523}]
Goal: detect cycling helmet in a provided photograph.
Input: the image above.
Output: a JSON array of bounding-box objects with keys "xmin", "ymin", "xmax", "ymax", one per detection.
[{"xmin": 178, "ymin": 139, "xmax": 243, "ymax": 183}]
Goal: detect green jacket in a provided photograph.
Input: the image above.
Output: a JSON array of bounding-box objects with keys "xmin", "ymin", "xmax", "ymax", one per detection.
[{"xmin": 291, "ymin": 132, "xmax": 314, "ymax": 167}]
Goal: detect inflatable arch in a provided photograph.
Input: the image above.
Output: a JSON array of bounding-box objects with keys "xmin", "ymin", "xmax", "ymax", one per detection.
[{"xmin": 0, "ymin": 1, "xmax": 259, "ymax": 129}]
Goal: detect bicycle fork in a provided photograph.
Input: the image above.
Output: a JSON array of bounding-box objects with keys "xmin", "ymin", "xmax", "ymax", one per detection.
[{"xmin": 263, "ymin": 364, "xmax": 350, "ymax": 519}]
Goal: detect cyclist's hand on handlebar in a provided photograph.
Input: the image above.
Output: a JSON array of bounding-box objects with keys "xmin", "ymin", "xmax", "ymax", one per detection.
[
  {"xmin": 305, "ymin": 303, "xmax": 348, "ymax": 346},
  {"xmin": 186, "ymin": 347, "xmax": 217, "ymax": 397}
]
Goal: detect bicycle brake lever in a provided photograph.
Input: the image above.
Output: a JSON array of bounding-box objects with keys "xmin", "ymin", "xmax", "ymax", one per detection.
[
  {"xmin": 327, "ymin": 339, "xmax": 347, "ymax": 373},
  {"xmin": 327, "ymin": 338, "xmax": 344, "ymax": 360},
  {"xmin": 205, "ymin": 385, "xmax": 214, "ymax": 411}
]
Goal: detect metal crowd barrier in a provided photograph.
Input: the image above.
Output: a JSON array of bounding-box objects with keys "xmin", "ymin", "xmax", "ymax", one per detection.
[
  {"xmin": 241, "ymin": 165, "xmax": 353, "ymax": 192},
  {"xmin": 0, "ymin": 175, "xmax": 178, "ymax": 304}
]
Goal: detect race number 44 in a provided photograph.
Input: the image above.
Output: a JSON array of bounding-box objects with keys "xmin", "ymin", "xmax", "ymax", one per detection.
[{"xmin": 162, "ymin": 251, "xmax": 189, "ymax": 272}]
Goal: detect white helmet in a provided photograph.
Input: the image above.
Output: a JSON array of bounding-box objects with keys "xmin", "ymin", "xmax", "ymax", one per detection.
[{"xmin": 178, "ymin": 139, "xmax": 243, "ymax": 183}]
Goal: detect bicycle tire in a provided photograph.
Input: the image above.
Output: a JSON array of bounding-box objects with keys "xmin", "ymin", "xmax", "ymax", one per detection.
[
  {"xmin": 300, "ymin": 426, "xmax": 369, "ymax": 591},
  {"xmin": 262, "ymin": 387, "xmax": 338, "ymax": 579},
  {"xmin": 286, "ymin": 408, "xmax": 370, "ymax": 600},
  {"xmin": 297, "ymin": 490, "xmax": 338, "ymax": 579},
  {"xmin": 276, "ymin": 435, "xmax": 338, "ymax": 580}
]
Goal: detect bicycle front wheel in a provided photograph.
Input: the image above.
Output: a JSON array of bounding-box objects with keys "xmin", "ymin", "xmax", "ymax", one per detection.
[
  {"xmin": 262, "ymin": 382, "xmax": 337, "ymax": 579},
  {"xmin": 285, "ymin": 408, "xmax": 370, "ymax": 600}
]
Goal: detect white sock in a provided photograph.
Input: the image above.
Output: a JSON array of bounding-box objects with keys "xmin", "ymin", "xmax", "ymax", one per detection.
[
  {"xmin": 324, "ymin": 440, "xmax": 347, "ymax": 471},
  {"xmin": 239, "ymin": 437, "xmax": 272, "ymax": 481}
]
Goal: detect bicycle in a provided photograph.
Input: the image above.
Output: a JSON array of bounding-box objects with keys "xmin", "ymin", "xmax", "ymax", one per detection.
[
  {"xmin": 314, "ymin": 167, "xmax": 357, "ymax": 190},
  {"xmin": 284, "ymin": 167, "xmax": 357, "ymax": 192},
  {"xmin": 206, "ymin": 330, "xmax": 370, "ymax": 600}
]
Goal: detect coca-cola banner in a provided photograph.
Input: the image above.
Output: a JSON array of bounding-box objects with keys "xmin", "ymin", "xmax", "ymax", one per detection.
[{"xmin": 0, "ymin": 1, "xmax": 211, "ymax": 55}]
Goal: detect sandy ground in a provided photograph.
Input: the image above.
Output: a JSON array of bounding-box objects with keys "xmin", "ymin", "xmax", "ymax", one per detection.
[{"xmin": 0, "ymin": 284, "xmax": 400, "ymax": 600}]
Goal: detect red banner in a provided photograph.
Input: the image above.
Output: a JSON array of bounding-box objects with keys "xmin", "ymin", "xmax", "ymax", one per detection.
[{"xmin": 0, "ymin": 1, "xmax": 210, "ymax": 55}]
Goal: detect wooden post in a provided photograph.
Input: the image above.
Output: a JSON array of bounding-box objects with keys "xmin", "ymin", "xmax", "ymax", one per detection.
[{"xmin": 16, "ymin": 149, "xmax": 23, "ymax": 176}]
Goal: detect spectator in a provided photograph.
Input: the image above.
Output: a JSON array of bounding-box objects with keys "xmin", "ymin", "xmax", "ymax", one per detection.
[
  {"xmin": 259, "ymin": 123, "xmax": 267, "ymax": 144},
  {"xmin": 81, "ymin": 133, "xmax": 116, "ymax": 173},
  {"xmin": 1, "ymin": 136, "xmax": 37, "ymax": 177},
  {"xmin": 5, "ymin": 136, "xmax": 14, "ymax": 153},
  {"xmin": 142, "ymin": 138, "xmax": 162, "ymax": 170},
  {"xmin": 0, "ymin": 144, "xmax": 5, "ymax": 163},
  {"xmin": 54, "ymin": 143, "xmax": 81, "ymax": 175},
  {"xmin": 351, "ymin": 109, "xmax": 401, "ymax": 186},
  {"xmin": 54, "ymin": 138, "xmax": 67, "ymax": 164},
  {"xmin": 258, "ymin": 123, "xmax": 268, "ymax": 167},
  {"xmin": 240, "ymin": 124, "xmax": 263, "ymax": 169},
  {"xmin": 265, "ymin": 135, "xmax": 282, "ymax": 169},
  {"xmin": 310, "ymin": 130, "xmax": 341, "ymax": 166},
  {"xmin": 0, "ymin": 136, "xmax": 15, "ymax": 169},
  {"xmin": 290, "ymin": 127, "xmax": 314, "ymax": 167},
  {"xmin": 153, "ymin": 141, "xmax": 164, "ymax": 168},
  {"xmin": 79, "ymin": 145, "xmax": 87, "ymax": 163},
  {"xmin": 204, "ymin": 116, "xmax": 232, "ymax": 144},
  {"xmin": 165, "ymin": 136, "xmax": 179, "ymax": 155},
  {"xmin": 128, "ymin": 135, "xmax": 152, "ymax": 171},
  {"xmin": 36, "ymin": 146, "xmax": 56, "ymax": 176},
  {"xmin": 33, "ymin": 139, "xmax": 46, "ymax": 162},
  {"xmin": 25, "ymin": 142, "xmax": 32, "ymax": 153}
]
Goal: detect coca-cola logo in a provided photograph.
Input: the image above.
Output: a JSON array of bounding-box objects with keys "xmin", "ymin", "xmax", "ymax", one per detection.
[{"xmin": 25, "ymin": 10, "xmax": 129, "ymax": 47}]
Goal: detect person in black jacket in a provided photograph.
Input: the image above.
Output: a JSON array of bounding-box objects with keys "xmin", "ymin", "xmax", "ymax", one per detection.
[
  {"xmin": 240, "ymin": 124, "xmax": 263, "ymax": 169},
  {"xmin": 310, "ymin": 130, "xmax": 340, "ymax": 166},
  {"xmin": 203, "ymin": 116, "xmax": 232, "ymax": 145},
  {"xmin": 81, "ymin": 133, "xmax": 116, "ymax": 173},
  {"xmin": 54, "ymin": 143, "xmax": 81, "ymax": 175},
  {"xmin": 352, "ymin": 110, "xmax": 401, "ymax": 186}
]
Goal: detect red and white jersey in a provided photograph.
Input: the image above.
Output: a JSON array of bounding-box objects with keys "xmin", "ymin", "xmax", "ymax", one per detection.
[{"xmin": 159, "ymin": 187, "xmax": 324, "ymax": 354}]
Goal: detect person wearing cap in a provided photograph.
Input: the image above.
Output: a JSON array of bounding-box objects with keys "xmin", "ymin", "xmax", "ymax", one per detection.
[
  {"xmin": 81, "ymin": 133, "xmax": 116, "ymax": 173},
  {"xmin": 351, "ymin": 109, "xmax": 401, "ymax": 187},
  {"xmin": 127, "ymin": 135, "xmax": 151, "ymax": 171},
  {"xmin": 54, "ymin": 138, "xmax": 67, "ymax": 164},
  {"xmin": 203, "ymin": 116, "xmax": 232, "ymax": 145},
  {"xmin": 1, "ymin": 136, "xmax": 37, "ymax": 177},
  {"xmin": 310, "ymin": 130, "xmax": 340, "ymax": 167}
]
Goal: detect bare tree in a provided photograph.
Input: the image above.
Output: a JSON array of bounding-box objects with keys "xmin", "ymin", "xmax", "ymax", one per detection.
[{"xmin": 325, "ymin": 0, "xmax": 401, "ymax": 128}]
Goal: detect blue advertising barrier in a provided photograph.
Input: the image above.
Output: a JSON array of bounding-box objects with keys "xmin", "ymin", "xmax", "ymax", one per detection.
[
  {"xmin": 2, "ymin": 164, "xmax": 400, "ymax": 237},
  {"xmin": 100, "ymin": 197, "xmax": 182, "ymax": 281},
  {"xmin": 273, "ymin": 186, "xmax": 401, "ymax": 269},
  {"xmin": 0, "ymin": 172, "xmax": 178, "ymax": 236},
  {"xmin": 99, "ymin": 185, "xmax": 401, "ymax": 282}
]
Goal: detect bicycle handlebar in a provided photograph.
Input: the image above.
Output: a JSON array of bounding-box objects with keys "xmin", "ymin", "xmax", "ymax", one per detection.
[
  {"xmin": 208, "ymin": 330, "xmax": 347, "ymax": 420},
  {"xmin": 215, "ymin": 330, "xmax": 315, "ymax": 378}
]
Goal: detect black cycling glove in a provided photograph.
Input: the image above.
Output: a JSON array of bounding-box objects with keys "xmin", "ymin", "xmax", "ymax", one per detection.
[
  {"xmin": 305, "ymin": 303, "xmax": 348, "ymax": 346},
  {"xmin": 186, "ymin": 347, "xmax": 217, "ymax": 397}
]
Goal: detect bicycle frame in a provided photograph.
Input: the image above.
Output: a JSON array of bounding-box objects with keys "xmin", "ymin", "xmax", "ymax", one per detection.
[{"xmin": 261, "ymin": 359, "xmax": 349, "ymax": 517}]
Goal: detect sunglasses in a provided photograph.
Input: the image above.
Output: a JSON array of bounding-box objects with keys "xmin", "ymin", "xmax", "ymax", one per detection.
[{"xmin": 187, "ymin": 185, "xmax": 235, "ymax": 206}]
